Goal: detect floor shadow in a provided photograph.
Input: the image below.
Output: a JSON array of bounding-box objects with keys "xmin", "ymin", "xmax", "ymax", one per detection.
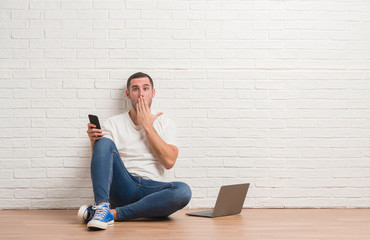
[{"xmin": 121, "ymin": 216, "xmax": 173, "ymax": 222}]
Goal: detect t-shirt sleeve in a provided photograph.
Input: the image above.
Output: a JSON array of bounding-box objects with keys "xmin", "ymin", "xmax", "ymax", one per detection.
[
  {"xmin": 161, "ymin": 116, "xmax": 178, "ymax": 147},
  {"xmin": 102, "ymin": 119, "xmax": 114, "ymax": 141}
]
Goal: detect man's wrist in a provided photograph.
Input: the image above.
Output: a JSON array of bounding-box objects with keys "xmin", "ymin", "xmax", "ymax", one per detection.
[{"xmin": 142, "ymin": 122, "xmax": 155, "ymax": 135}]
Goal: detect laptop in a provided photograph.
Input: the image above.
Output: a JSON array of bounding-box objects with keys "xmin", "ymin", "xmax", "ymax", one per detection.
[{"xmin": 186, "ymin": 183, "xmax": 250, "ymax": 218}]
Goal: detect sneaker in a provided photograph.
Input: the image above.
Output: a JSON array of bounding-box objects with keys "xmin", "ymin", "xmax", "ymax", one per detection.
[
  {"xmin": 77, "ymin": 205, "xmax": 95, "ymax": 223},
  {"xmin": 87, "ymin": 204, "xmax": 114, "ymax": 230}
]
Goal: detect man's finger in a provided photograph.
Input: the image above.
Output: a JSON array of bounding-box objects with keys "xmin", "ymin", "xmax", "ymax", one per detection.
[
  {"xmin": 137, "ymin": 98, "xmax": 142, "ymax": 113},
  {"xmin": 88, "ymin": 129, "xmax": 101, "ymax": 133},
  {"xmin": 154, "ymin": 112, "xmax": 163, "ymax": 119},
  {"xmin": 138, "ymin": 97, "xmax": 145, "ymax": 112},
  {"xmin": 142, "ymin": 97, "xmax": 149, "ymax": 111},
  {"xmin": 93, "ymin": 132, "xmax": 104, "ymax": 138}
]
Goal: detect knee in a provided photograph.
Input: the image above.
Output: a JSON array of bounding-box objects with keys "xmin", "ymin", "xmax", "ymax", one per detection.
[
  {"xmin": 173, "ymin": 182, "xmax": 192, "ymax": 207},
  {"xmin": 94, "ymin": 137, "xmax": 114, "ymax": 150}
]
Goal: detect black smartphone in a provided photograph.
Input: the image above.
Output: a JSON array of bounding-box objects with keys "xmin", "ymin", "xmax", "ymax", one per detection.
[{"xmin": 88, "ymin": 114, "xmax": 101, "ymax": 129}]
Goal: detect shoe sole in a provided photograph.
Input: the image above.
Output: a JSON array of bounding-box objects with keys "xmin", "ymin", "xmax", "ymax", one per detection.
[
  {"xmin": 87, "ymin": 219, "xmax": 114, "ymax": 230},
  {"xmin": 77, "ymin": 205, "xmax": 90, "ymax": 223}
]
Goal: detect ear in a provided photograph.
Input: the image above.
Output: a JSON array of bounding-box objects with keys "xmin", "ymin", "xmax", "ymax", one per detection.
[
  {"xmin": 126, "ymin": 90, "xmax": 130, "ymax": 99},
  {"xmin": 152, "ymin": 88, "xmax": 156, "ymax": 97}
]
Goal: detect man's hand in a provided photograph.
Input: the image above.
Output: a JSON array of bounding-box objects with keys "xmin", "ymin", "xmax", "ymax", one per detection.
[
  {"xmin": 87, "ymin": 123, "xmax": 104, "ymax": 144},
  {"xmin": 136, "ymin": 96, "xmax": 162, "ymax": 130}
]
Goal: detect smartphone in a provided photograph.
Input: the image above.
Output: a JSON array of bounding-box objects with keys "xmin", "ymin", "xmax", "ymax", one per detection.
[{"xmin": 88, "ymin": 114, "xmax": 101, "ymax": 129}]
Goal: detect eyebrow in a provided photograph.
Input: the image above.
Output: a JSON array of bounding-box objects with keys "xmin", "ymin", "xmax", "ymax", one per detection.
[{"xmin": 130, "ymin": 84, "xmax": 151, "ymax": 88}]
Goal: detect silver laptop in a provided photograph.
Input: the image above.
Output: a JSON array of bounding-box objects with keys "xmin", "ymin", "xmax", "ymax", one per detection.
[{"xmin": 186, "ymin": 183, "xmax": 250, "ymax": 218}]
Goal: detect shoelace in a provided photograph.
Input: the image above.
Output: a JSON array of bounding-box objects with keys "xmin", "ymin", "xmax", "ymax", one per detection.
[{"xmin": 92, "ymin": 204, "xmax": 109, "ymax": 221}]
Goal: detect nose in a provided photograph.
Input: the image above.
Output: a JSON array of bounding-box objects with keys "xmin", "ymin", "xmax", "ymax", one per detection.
[{"xmin": 138, "ymin": 89, "xmax": 144, "ymax": 97}]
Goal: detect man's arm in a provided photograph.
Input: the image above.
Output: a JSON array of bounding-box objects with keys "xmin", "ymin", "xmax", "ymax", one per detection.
[
  {"xmin": 143, "ymin": 125, "xmax": 178, "ymax": 170},
  {"xmin": 136, "ymin": 96, "xmax": 178, "ymax": 170}
]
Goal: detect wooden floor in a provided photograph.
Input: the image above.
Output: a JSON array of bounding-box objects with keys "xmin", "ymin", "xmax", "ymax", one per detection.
[{"xmin": 1, "ymin": 209, "xmax": 370, "ymax": 240}]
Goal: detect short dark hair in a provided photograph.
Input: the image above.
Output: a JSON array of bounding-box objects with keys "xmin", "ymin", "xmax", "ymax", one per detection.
[{"xmin": 127, "ymin": 72, "xmax": 154, "ymax": 90}]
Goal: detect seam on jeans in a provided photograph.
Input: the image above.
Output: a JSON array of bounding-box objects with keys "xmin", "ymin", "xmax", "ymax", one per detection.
[
  {"xmin": 134, "ymin": 177, "xmax": 141, "ymax": 201},
  {"xmin": 137, "ymin": 181, "xmax": 174, "ymax": 190},
  {"xmin": 107, "ymin": 149, "xmax": 114, "ymax": 195},
  {"xmin": 111, "ymin": 148, "xmax": 140, "ymax": 187}
]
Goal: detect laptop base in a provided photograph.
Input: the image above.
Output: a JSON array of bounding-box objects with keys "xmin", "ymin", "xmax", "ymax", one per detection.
[{"xmin": 186, "ymin": 210, "xmax": 214, "ymax": 218}]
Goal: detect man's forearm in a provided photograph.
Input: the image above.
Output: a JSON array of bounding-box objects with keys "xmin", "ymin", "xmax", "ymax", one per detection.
[{"xmin": 143, "ymin": 125, "xmax": 178, "ymax": 170}]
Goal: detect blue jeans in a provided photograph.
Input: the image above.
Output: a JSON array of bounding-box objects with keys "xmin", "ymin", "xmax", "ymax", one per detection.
[{"xmin": 90, "ymin": 137, "xmax": 192, "ymax": 221}]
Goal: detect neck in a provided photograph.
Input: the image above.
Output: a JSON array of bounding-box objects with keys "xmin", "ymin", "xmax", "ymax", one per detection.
[{"xmin": 129, "ymin": 109, "xmax": 139, "ymax": 126}]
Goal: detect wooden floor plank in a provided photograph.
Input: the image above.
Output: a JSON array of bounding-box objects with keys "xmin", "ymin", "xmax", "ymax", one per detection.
[{"xmin": 1, "ymin": 209, "xmax": 370, "ymax": 240}]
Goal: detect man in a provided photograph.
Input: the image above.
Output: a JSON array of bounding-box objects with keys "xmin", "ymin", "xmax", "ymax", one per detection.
[{"xmin": 77, "ymin": 72, "xmax": 192, "ymax": 230}]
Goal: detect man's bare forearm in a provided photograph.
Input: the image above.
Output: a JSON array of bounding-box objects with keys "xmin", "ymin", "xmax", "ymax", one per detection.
[{"xmin": 143, "ymin": 125, "xmax": 178, "ymax": 170}]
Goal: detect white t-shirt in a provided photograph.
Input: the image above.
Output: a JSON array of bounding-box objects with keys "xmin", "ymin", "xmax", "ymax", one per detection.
[{"xmin": 102, "ymin": 111, "xmax": 178, "ymax": 181}]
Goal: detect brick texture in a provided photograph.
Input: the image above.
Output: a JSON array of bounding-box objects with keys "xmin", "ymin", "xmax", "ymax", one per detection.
[{"xmin": 1, "ymin": 0, "xmax": 370, "ymax": 209}]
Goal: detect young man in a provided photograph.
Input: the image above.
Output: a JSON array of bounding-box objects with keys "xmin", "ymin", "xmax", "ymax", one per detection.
[{"xmin": 77, "ymin": 72, "xmax": 192, "ymax": 230}]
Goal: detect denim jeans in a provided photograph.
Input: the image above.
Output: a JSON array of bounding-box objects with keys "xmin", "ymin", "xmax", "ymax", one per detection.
[{"xmin": 91, "ymin": 137, "xmax": 192, "ymax": 221}]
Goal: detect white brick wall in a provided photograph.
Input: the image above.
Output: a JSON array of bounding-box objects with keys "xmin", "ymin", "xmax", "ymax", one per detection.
[{"xmin": 1, "ymin": 0, "xmax": 370, "ymax": 209}]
